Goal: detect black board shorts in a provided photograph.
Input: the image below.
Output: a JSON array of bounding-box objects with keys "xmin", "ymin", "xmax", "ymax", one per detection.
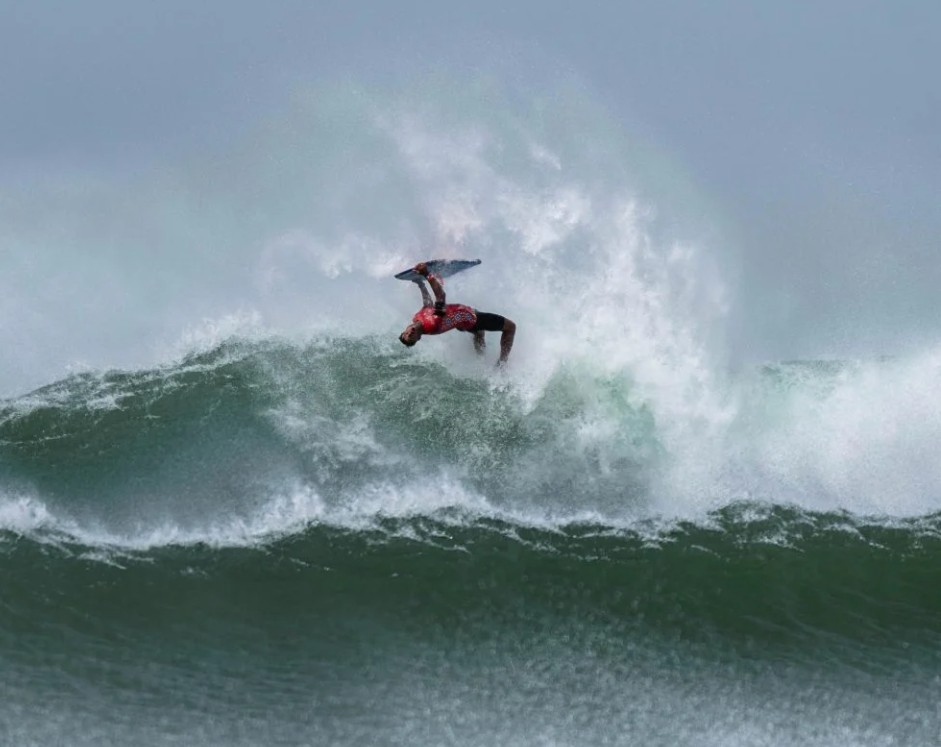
[{"xmin": 471, "ymin": 311, "xmax": 506, "ymax": 333}]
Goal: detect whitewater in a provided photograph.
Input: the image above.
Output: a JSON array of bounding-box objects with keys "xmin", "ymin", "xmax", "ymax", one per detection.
[{"xmin": 2, "ymin": 85, "xmax": 939, "ymax": 746}]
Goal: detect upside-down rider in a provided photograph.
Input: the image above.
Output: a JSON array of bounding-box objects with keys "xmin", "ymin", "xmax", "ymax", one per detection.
[{"xmin": 398, "ymin": 262, "xmax": 516, "ymax": 364}]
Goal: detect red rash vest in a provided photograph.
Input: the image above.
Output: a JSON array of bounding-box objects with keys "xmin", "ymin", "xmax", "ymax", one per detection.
[{"xmin": 413, "ymin": 304, "xmax": 477, "ymax": 334}]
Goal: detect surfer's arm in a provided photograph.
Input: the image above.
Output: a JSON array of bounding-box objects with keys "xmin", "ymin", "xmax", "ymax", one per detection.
[
  {"xmin": 415, "ymin": 263, "xmax": 446, "ymax": 313},
  {"xmin": 416, "ymin": 279, "xmax": 433, "ymax": 307},
  {"xmin": 426, "ymin": 274, "xmax": 446, "ymax": 305}
]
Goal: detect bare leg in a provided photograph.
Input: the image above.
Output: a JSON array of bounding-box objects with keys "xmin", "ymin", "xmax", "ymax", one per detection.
[
  {"xmin": 473, "ymin": 330, "xmax": 486, "ymax": 355},
  {"xmin": 498, "ymin": 319, "xmax": 516, "ymax": 365}
]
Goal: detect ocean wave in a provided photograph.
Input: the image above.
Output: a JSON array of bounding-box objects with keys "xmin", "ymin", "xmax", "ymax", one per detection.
[
  {"xmin": 3, "ymin": 337, "xmax": 941, "ymax": 554},
  {"xmin": 2, "ymin": 502, "xmax": 939, "ymax": 660}
]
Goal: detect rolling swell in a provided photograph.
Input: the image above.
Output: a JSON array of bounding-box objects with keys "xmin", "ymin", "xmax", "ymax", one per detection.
[{"xmin": 3, "ymin": 507, "xmax": 940, "ymax": 654}]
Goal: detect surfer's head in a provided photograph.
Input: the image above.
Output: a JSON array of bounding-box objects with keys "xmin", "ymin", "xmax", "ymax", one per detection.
[{"xmin": 399, "ymin": 322, "xmax": 422, "ymax": 347}]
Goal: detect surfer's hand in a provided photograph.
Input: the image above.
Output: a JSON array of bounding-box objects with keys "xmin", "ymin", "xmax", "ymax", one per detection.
[{"xmin": 415, "ymin": 262, "xmax": 429, "ymax": 276}]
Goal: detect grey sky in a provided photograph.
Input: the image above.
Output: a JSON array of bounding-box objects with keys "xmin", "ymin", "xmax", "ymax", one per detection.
[{"xmin": 2, "ymin": 0, "xmax": 940, "ymax": 368}]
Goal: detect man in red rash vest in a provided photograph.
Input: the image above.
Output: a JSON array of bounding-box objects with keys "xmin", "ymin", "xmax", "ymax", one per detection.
[{"xmin": 398, "ymin": 262, "xmax": 517, "ymax": 364}]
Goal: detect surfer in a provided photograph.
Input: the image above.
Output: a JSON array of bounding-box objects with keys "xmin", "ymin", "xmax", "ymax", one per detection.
[{"xmin": 398, "ymin": 262, "xmax": 516, "ymax": 364}]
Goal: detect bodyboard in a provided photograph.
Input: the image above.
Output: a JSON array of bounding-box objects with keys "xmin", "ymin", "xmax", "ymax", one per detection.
[{"xmin": 395, "ymin": 258, "xmax": 481, "ymax": 282}]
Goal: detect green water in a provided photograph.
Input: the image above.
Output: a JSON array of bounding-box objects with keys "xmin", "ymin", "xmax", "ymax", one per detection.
[{"xmin": 1, "ymin": 341, "xmax": 939, "ymax": 745}]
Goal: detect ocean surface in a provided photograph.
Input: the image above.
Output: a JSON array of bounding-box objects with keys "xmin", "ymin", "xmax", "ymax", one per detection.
[{"xmin": 2, "ymin": 339, "xmax": 939, "ymax": 746}]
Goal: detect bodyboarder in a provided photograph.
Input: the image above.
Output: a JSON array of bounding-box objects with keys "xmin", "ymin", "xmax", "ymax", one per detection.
[{"xmin": 398, "ymin": 262, "xmax": 516, "ymax": 364}]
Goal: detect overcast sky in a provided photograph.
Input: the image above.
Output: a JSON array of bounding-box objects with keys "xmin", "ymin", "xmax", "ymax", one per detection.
[{"xmin": 2, "ymin": 0, "xmax": 940, "ymax": 364}]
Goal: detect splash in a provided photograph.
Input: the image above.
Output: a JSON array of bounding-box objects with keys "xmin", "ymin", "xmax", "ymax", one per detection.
[{"xmin": 3, "ymin": 78, "xmax": 938, "ymax": 550}]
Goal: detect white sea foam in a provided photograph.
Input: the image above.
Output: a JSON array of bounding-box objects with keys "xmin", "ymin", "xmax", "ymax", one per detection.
[
  {"xmin": 730, "ymin": 348, "xmax": 941, "ymax": 516},
  {"xmin": 0, "ymin": 494, "xmax": 60, "ymax": 534}
]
